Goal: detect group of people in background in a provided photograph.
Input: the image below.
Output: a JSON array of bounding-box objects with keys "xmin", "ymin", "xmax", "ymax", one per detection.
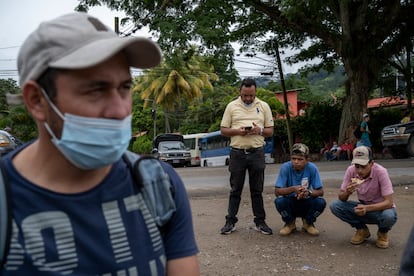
[
  {"xmin": 321, "ymin": 112, "xmax": 373, "ymax": 161},
  {"xmin": 321, "ymin": 140, "xmax": 355, "ymax": 161}
]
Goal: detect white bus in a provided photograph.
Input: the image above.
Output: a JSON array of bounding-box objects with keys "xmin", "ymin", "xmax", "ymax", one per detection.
[
  {"xmin": 183, "ymin": 133, "xmax": 207, "ymax": 166},
  {"xmin": 199, "ymin": 132, "xmax": 274, "ymax": 167},
  {"xmin": 200, "ymin": 131, "xmax": 231, "ymax": 167}
]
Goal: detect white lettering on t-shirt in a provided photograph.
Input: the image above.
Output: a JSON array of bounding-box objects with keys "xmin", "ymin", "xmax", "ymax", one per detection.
[{"xmin": 4, "ymin": 193, "xmax": 165, "ymax": 275}]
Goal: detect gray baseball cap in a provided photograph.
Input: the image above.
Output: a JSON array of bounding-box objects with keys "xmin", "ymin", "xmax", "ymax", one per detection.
[{"xmin": 17, "ymin": 12, "xmax": 162, "ymax": 87}]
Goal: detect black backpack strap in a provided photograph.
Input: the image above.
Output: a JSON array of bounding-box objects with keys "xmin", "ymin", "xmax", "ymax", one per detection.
[
  {"xmin": 122, "ymin": 151, "xmax": 176, "ymax": 229},
  {"xmin": 0, "ymin": 160, "xmax": 12, "ymax": 268}
]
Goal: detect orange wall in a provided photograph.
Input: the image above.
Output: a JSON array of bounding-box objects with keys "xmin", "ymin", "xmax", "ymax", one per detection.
[{"xmin": 275, "ymin": 90, "xmax": 299, "ymax": 118}]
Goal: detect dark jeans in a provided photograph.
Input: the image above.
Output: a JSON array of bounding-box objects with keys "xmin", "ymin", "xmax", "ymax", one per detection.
[
  {"xmin": 225, "ymin": 148, "xmax": 266, "ymax": 225},
  {"xmin": 274, "ymin": 196, "xmax": 326, "ymax": 224}
]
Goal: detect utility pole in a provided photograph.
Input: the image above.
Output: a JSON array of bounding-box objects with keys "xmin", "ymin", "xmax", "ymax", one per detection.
[
  {"xmin": 274, "ymin": 41, "xmax": 293, "ymax": 150},
  {"xmin": 151, "ymin": 100, "xmax": 157, "ymax": 139},
  {"xmin": 114, "ymin": 17, "xmax": 119, "ymax": 35},
  {"xmin": 145, "ymin": 98, "xmax": 157, "ymax": 139}
]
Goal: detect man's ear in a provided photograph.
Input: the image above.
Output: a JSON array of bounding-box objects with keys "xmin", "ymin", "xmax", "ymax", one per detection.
[{"xmin": 22, "ymin": 81, "xmax": 48, "ymax": 121}]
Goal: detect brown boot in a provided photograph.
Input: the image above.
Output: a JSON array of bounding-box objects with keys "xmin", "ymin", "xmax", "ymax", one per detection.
[
  {"xmin": 350, "ymin": 228, "xmax": 371, "ymax": 245},
  {"xmin": 376, "ymin": 232, "xmax": 389, "ymax": 249},
  {"xmin": 302, "ymin": 218, "xmax": 319, "ymax": 236},
  {"xmin": 279, "ymin": 222, "xmax": 296, "ymax": 236}
]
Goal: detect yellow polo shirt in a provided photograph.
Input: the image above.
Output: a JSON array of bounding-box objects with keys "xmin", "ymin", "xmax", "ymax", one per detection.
[{"xmin": 221, "ymin": 97, "xmax": 274, "ymax": 148}]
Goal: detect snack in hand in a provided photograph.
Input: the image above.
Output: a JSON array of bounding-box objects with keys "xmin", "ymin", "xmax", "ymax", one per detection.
[{"xmin": 351, "ymin": 177, "xmax": 365, "ymax": 185}]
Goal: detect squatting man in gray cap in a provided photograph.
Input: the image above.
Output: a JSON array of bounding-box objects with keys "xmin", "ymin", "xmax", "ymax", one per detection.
[{"xmin": 0, "ymin": 12, "xmax": 199, "ymax": 275}]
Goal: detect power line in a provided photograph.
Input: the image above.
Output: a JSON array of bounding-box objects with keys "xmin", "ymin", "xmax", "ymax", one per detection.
[
  {"xmin": 0, "ymin": 46, "xmax": 20, "ymax": 50},
  {"xmin": 234, "ymin": 58, "xmax": 271, "ymax": 67},
  {"xmin": 237, "ymin": 56, "xmax": 275, "ymax": 65}
]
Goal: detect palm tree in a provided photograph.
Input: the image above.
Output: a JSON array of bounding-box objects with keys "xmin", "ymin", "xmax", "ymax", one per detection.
[{"xmin": 133, "ymin": 46, "xmax": 218, "ymax": 133}]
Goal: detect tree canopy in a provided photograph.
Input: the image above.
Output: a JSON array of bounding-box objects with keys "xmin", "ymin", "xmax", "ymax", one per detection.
[
  {"xmin": 77, "ymin": 0, "xmax": 414, "ymax": 143},
  {"xmin": 133, "ymin": 46, "xmax": 218, "ymax": 132}
]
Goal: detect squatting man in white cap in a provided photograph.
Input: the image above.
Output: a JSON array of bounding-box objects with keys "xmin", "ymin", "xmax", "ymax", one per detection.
[
  {"xmin": 330, "ymin": 146, "xmax": 397, "ymax": 249},
  {"xmin": 0, "ymin": 12, "xmax": 199, "ymax": 275}
]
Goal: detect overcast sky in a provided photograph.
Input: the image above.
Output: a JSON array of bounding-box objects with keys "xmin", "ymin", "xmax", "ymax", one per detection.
[{"xmin": 0, "ymin": 0, "xmax": 302, "ymax": 84}]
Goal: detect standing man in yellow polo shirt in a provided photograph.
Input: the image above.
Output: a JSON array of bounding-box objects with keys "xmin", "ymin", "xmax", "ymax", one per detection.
[{"xmin": 220, "ymin": 78, "xmax": 274, "ymax": 235}]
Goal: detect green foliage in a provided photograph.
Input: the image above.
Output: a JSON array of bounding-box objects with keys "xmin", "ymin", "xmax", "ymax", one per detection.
[
  {"xmin": 292, "ymin": 101, "xmax": 342, "ymax": 152},
  {"xmin": 1, "ymin": 106, "xmax": 37, "ymax": 142},
  {"xmin": 272, "ymin": 100, "xmax": 342, "ymax": 153},
  {"xmin": 133, "ymin": 46, "xmax": 219, "ymax": 132},
  {"xmin": 180, "ymin": 85, "xmax": 236, "ymax": 134},
  {"xmin": 0, "ymin": 79, "xmax": 20, "ymax": 113},
  {"xmin": 0, "ymin": 79, "xmax": 37, "ymax": 142},
  {"xmin": 131, "ymin": 92, "xmax": 156, "ymax": 136},
  {"xmin": 302, "ymin": 66, "xmax": 347, "ymax": 102},
  {"xmin": 76, "ymin": 0, "xmax": 414, "ymax": 145},
  {"xmin": 256, "ymin": 88, "xmax": 284, "ymax": 115},
  {"xmin": 131, "ymin": 135, "xmax": 153, "ymax": 154}
]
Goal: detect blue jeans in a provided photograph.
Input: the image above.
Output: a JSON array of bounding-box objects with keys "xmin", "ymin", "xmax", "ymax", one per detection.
[
  {"xmin": 330, "ymin": 200, "xmax": 397, "ymax": 232},
  {"xmin": 225, "ymin": 148, "xmax": 266, "ymax": 225},
  {"xmin": 274, "ymin": 196, "xmax": 326, "ymax": 224}
]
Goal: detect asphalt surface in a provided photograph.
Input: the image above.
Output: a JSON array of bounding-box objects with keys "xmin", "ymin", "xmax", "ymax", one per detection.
[{"xmin": 176, "ymin": 158, "xmax": 414, "ymax": 195}]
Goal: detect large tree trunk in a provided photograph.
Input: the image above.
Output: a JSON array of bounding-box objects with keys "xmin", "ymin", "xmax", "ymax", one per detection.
[
  {"xmin": 406, "ymin": 45, "xmax": 412, "ymax": 112},
  {"xmin": 338, "ymin": 65, "xmax": 374, "ymax": 145}
]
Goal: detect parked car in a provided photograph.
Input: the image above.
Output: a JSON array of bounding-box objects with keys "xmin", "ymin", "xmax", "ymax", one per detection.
[
  {"xmin": 0, "ymin": 130, "xmax": 23, "ymax": 157},
  {"xmin": 381, "ymin": 120, "xmax": 414, "ymax": 158},
  {"xmin": 152, "ymin": 134, "xmax": 191, "ymax": 167}
]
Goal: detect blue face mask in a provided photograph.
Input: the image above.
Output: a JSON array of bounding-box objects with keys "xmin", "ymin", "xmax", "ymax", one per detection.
[{"xmin": 41, "ymin": 89, "xmax": 131, "ymax": 170}]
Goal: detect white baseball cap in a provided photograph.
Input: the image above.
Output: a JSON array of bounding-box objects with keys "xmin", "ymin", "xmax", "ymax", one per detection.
[{"xmin": 352, "ymin": 146, "xmax": 373, "ymax": 166}]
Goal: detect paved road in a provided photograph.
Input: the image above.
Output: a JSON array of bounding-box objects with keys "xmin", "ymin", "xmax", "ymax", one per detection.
[{"xmin": 176, "ymin": 158, "xmax": 414, "ymax": 192}]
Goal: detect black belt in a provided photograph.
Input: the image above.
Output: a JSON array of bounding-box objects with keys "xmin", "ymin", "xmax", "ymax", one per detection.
[{"xmin": 231, "ymin": 146, "xmax": 263, "ymax": 154}]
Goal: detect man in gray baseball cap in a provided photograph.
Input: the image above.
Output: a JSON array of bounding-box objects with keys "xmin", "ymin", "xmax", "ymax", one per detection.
[
  {"xmin": 1, "ymin": 12, "xmax": 199, "ymax": 275},
  {"xmin": 18, "ymin": 12, "xmax": 162, "ymax": 87}
]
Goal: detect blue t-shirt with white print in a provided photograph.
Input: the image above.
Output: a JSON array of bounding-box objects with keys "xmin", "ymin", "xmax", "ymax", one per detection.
[
  {"xmin": 1, "ymin": 146, "xmax": 198, "ymax": 275},
  {"xmin": 275, "ymin": 161, "xmax": 323, "ymax": 197}
]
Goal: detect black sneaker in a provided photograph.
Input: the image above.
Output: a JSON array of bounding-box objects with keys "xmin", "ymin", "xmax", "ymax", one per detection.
[
  {"xmin": 254, "ymin": 222, "xmax": 273, "ymax": 235},
  {"xmin": 220, "ymin": 222, "xmax": 236, "ymax": 235}
]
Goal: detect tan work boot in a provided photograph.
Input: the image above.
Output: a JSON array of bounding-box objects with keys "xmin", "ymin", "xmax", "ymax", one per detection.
[
  {"xmin": 376, "ymin": 232, "xmax": 389, "ymax": 249},
  {"xmin": 279, "ymin": 222, "xmax": 296, "ymax": 236},
  {"xmin": 302, "ymin": 218, "xmax": 319, "ymax": 236},
  {"xmin": 350, "ymin": 228, "xmax": 371, "ymax": 245}
]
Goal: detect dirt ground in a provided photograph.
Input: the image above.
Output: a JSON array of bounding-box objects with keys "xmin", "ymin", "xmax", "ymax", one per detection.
[{"xmin": 188, "ymin": 185, "xmax": 414, "ymax": 276}]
